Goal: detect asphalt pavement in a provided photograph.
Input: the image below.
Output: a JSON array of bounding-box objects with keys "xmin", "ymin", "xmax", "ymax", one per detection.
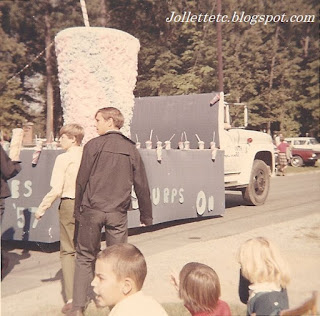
[{"xmin": 1, "ymin": 171, "xmax": 320, "ymax": 316}]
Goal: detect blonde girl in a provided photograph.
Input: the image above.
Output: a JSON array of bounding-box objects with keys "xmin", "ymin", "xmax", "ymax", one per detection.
[{"xmin": 238, "ymin": 237, "xmax": 290, "ymax": 316}]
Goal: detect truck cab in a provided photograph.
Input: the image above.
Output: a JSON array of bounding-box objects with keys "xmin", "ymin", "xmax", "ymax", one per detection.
[{"xmin": 219, "ymin": 93, "xmax": 274, "ymax": 205}]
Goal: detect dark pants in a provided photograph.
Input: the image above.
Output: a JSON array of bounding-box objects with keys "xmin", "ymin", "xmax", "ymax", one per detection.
[{"xmin": 72, "ymin": 207, "xmax": 128, "ymax": 309}]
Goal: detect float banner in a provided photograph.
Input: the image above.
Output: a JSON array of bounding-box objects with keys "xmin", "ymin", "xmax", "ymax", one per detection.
[
  {"xmin": 131, "ymin": 93, "xmax": 220, "ymax": 149},
  {"xmin": 2, "ymin": 148, "xmax": 224, "ymax": 243}
]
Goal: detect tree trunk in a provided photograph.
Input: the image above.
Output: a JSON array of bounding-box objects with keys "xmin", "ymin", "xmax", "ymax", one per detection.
[
  {"xmin": 99, "ymin": 0, "xmax": 108, "ymax": 27},
  {"xmin": 44, "ymin": 10, "xmax": 54, "ymax": 142},
  {"xmin": 216, "ymin": 0, "xmax": 224, "ymax": 92},
  {"xmin": 303, "ymin": 25, "xmax": 310, "ymax": 58},
  {"xmin": 267, "ymin": 25, "xmax": 280, "ymax": 134},
  {"xmin": 268, "ymin": 26, "xmax": 279, "ymax": 92}
]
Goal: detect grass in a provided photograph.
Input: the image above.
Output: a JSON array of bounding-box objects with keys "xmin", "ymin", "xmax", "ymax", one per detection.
[{"xmin": 279, "ymin": 160, "xmax": 320, "ymax": 175}]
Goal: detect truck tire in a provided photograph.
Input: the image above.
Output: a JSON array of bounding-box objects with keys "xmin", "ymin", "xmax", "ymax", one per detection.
[
  {"xmin": 242, "ymin": 160, "xmax": 270, "ymax": 206},
  {"xmin": 291, "ymin": 155, "xmax": 303, "ymax": 167}
]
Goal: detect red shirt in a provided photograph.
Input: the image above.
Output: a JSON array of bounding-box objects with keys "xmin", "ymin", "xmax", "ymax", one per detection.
[
  {"xmin": 277, "ymin": 142, "xmax": 289, "ymax": 153},
  {"xmin": 189, "ymin": 299, "xmax": 232, "ymax": 316}
]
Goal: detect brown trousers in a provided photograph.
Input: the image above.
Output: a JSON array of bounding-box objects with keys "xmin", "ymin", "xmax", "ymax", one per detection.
[{"xmin": 59, "ymin": 199, "xmax": 76, "ymax": 301}]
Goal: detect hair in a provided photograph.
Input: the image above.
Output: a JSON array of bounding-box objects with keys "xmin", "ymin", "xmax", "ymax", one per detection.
[
  {"xmin": 97, "ymin": 243, "xmax": 147, "ymax": 290},
  {"xmin": 238, "ymin": 237, "xmax": 290, "ymax": 288},
  {"xmin": 95, "ymin": 107, "xmax": 124, "ymax": 129},
  {"xmin": 179, "ymin": 262, "xmax": 221, "ymax": 313},
  {"xmin": 59, "ymin": 124, "xmax": 84, "ymax": 145}
]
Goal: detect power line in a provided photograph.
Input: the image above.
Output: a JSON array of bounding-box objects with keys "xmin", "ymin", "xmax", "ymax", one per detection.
[{"xmin": 0, "ymin": 42, "xmax": 54, "ymax": 93}]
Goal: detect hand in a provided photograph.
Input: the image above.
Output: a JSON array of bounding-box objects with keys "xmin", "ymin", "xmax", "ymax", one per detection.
[
  {"xmin": 140, "ymin": 223, "xmax": 146, "ymax": 227},
  {"xmin": 170, "ymin": 268, "xmax": 179, "ymax": 291},
  {"xmin": 35, "ymin": 212, "xmax": 43, "ymax": 220}
]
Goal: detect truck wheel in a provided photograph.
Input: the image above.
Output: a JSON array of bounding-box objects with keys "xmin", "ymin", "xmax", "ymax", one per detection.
[
  {"xmin": 242, "ymin": 160, "xmax": 270, "ymax": 206},
  {"xmin": 291, "ymin": 155, "xmax": 303, "ymax": 167}
]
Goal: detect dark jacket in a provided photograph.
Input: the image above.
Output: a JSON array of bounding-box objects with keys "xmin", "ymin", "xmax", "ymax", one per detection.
[
  {"xmin": 75, "ymin": 131, "xmax": 152, "ymax": 225},
  {"xmin": 0, "ymin": 145, "xmax": 21, "ymax": 199},
  {"xmin": 247, "ymin": 288, "xmax": 289, "ymax": 316}
]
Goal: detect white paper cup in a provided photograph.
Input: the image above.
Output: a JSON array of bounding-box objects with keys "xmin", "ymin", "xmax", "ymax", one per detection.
[
  {"xmin": 210, "ymin": 141, "xmax": 216, "ymax": 149},
  {"xmin": 136, "ymin": 142, "xmax": 141, "ymax": 149},
  {"xmin": 184, "ymin": 141, "xmax": 190, "ymax": 150},
  {"xmin": 198, "ymin": 141, "xmax": 205, "ymax": 150},
  {"xmin": 145, "ymin": 140, "xmax": 152, "ymax": 149},
  {"xmin": 178, "ymin": 141, "xmax": 184, "ymax": 150},
  {"xmin": 156, "ymin": 141, "xmax": 162, "ymax": 148},
  {"xmin": 164, "ymin": 141, "xmax": 171, "ymax": 150}
]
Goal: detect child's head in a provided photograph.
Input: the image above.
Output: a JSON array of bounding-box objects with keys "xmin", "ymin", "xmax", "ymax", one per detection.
[
  {"xmin": 59, "ymin": 124, "xmax": 84, "ymax": 147},
  {"xmin": 179, "ymin": 262, "xmax": 221, "ymax": 313},
  {"xmin": 91, "ymin": 243, "xmax": 147, "ymax": 308},
  {"xmin": 238, "ymin": 237, "xmax": 290, "ymax": 288}
]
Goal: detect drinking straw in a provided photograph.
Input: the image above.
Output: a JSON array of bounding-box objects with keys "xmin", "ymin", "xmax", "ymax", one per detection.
[
  {"xmin": 168, "ymin": 134, "xmax": 175, "ymax": 141},
  {"xmin": 79, "ymin": 0, "xmax": 90, "ymax": 27}
]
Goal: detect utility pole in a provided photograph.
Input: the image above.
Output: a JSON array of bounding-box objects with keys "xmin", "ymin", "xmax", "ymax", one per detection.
[
  {"xmin": 44, "ymin": 6, "xmax": 54, "ymax": 142},
  {"xmin": 217, "ymin": 0, "xmax": 224, "ymax": 92}
]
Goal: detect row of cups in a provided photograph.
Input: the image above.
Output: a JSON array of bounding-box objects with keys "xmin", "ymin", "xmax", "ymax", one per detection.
[{"xmin": 137, "ymin": 140, "xmax": 216, "ymax": 150}]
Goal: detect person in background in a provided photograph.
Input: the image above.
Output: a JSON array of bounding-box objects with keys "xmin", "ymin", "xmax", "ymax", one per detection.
[
  {"xmin": 35, "ymin": 124, "xmax": 84, "ymax": 314},
  {"xmin": 274, "ymin": 132, "xmax": 281, "ymax": 146},
  {"xmin": 277, "ymin": 136, "xmax": 291, "ymax": 176},
  {"xmin": 0, "ymin": 144, "xmax": 22, "ymax": 274},
  {"xmin": 69, "ymin": 107, "xmax": 152, "ymax": 316},
  {"xmin": 237, "ymin": 237, "xmax": 290, "ymax": 316},
  {"xmin": 91, "ymin": 243, "xmax": 168, "ymax": 316},
  {"xmin": 171, "ymin": 262, "xmax": 231, "ymax": 316}
]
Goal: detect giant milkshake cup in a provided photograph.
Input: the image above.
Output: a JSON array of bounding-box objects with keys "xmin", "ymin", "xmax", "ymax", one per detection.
[{"xmin": 55, "ymin": 27, "xmax": 140, "ymax": 143}]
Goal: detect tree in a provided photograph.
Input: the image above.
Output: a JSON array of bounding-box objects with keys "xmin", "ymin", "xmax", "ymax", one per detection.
[{"xmin": 0, "ymin": 12, "xmax": 33, "ymax": 138}]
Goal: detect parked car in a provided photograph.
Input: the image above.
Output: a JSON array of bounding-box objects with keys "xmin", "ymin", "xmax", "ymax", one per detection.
[
  {"xmin": 285, "ymin": 137, "xmax": 320, "ymax": 151},
  {"xmin": 290, "ymin": 147, "xmax": 319, "ymax": 167},
  {"xmin": 274, "ymin": 144, "xmax": 319, "ymax": 168}
]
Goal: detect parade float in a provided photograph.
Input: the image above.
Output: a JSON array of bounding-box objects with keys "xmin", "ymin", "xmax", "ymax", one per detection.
[{"xmin": 1, "ymin": 6, "xmax": 274, "ymax": 243}]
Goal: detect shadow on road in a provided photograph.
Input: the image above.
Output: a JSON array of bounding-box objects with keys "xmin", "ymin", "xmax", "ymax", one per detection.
[{"xmin": 1, "ymin": 193, "xmax": 247, "ymax": 254}]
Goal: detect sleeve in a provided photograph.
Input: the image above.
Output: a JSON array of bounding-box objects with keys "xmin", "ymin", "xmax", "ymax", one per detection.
[
  {"xmin": 0, "ymin": 145, "xmax": 21, "ymax": 180},
  {"xmin": 238, "ymin": 269, "xmax": 250, "ymax": 304},
  {"xmin": 74, "ymin": 142, "xmax": 97, "ymax": 218},
  {"xmin": 36, "ymin": 154, "xmax": 67, "ymax": 217},
  {"xmin": 132, "ymin": 149, "xmax": 153, "ymax": 226}
]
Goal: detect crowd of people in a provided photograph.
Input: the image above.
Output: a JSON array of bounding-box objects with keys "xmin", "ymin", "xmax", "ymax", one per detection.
[{"xmin": 1, "ymin": 108, "xmax": 297, "ymax": 316}]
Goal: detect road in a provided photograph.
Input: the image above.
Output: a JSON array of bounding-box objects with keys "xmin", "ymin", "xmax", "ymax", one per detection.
[
  {"xmin": 131, "ymin": 172, "xmax": 319, "ymax": 256},
  {"xmin": 1, "ymin": 172, "xmax": 320, "ymax": 316},
  {"xmin": 2, "ymin": 172, "xmax": 319, "ymax": 297}
]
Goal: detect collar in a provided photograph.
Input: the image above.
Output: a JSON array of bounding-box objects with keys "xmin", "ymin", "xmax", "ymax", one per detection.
[
  {"xmin": 249, "ymin": 282, "xmax": 281, "ymax": 299},
  {"xmin": 104, "ymin": 130, "xmax": 122, "ymax": 135}
]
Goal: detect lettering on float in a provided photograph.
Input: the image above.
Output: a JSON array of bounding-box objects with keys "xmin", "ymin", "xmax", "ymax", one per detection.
[
  {"xmin": 10, "ymin": 180, "xmax": 40, "ymax": 228},
  {"xmin": 131, "ymin": 187, "xmax": 215, "ymax": 216}
]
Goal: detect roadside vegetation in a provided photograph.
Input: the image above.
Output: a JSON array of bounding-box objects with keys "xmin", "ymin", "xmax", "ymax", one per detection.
[
  {"xmin": 0, "ymin": 0, "xmax": 319, "ymax": 139},
  {"xmin": 286, "ymin": 160, "xmax": 320, "ymax": 174}
]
